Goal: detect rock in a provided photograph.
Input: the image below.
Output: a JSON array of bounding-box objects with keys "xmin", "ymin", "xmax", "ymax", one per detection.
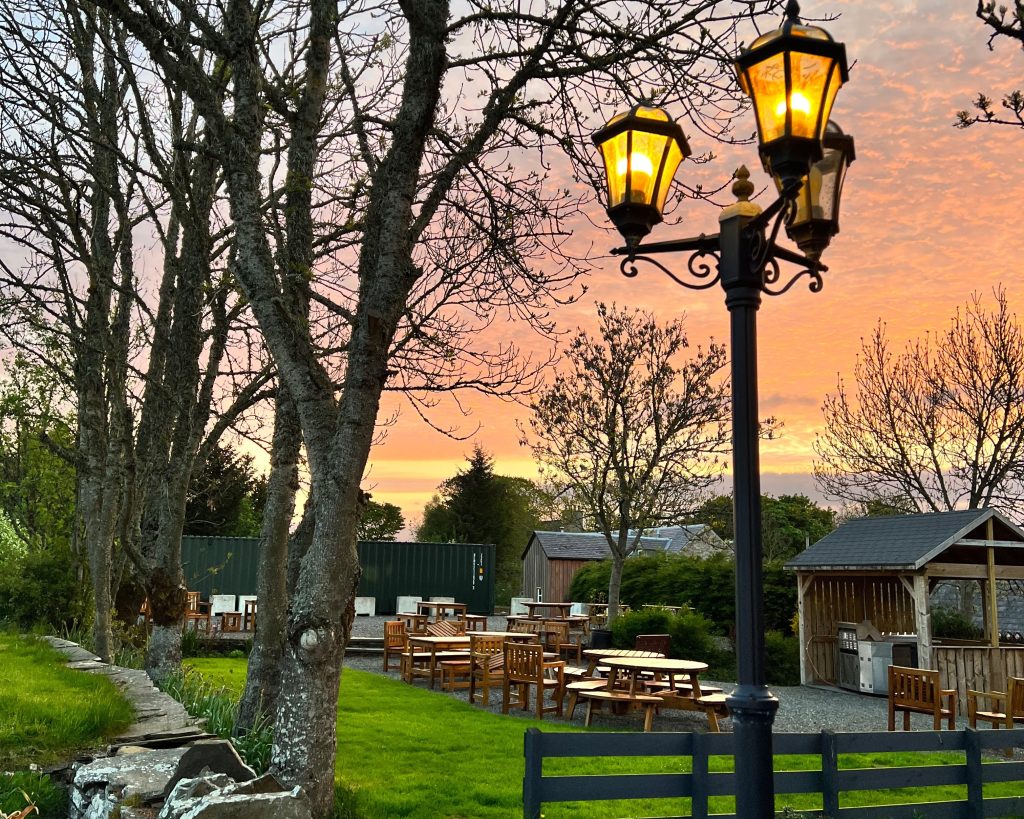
[
  {"xmin": 71, "ymin": 748, "xmax": 187, "ymax": 819},
  {"xmin": 117, "ymin": 746, "xmax": 156, "ymax": 756},
  {"xmin": 215, "ymin": 773, "xmax": 284, "ymax": 796},
  {"xmin": 178, "ymin": 787, "xmax": 312, "ymax": 819},
  {"xmin": 156, "ymin": 774, "xmax": 310, "ymax": 819},
  {"xmin": 157, "ymin": 774, "xmax": 236, "ymax": 819},
  {"xmin": 162, "ymin": 741, "xmax": 255, "ymax": 797}
]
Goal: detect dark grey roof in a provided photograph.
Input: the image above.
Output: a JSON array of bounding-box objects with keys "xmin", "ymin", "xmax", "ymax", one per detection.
[
  {"xmin": 641, "ymin": 525, "xmax": 727, "ymax": 554},
  {"xmin": 524, "ymin": 531, "xmax": 670, "ymax": 560},
  {"xmin": 785, "ymin": 508, "xmax": 1024, "ymax": 570}
]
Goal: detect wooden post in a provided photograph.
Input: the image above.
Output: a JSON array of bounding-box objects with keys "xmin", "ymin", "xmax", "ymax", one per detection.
[
  {"xmin": 987, "ymin": 518, "xmax": 999, "ymax": 649},
  {"xmin": 797, "ymin": 574, "xmax": 812, "ymax": 685},
  {"xmin": 821, "ymin": 730, "xmax": 840, "ymax": 818},
  {"xmin": 523, "ymin": 728, "xmax": 542, "ymax": 819},
  {"xmin": 912, "ymin": 574, "xmax": 932, "ymax": 669}
]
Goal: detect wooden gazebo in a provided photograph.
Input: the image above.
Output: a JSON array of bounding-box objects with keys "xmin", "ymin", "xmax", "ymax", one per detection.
[{"xmin": 786, "ymin": 508, "xmax": 1024, "ymax": 710}]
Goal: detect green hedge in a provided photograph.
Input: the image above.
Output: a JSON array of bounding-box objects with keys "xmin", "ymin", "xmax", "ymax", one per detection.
[
  {"xmin": 569, "ymin": 553, "xmax": 797, "ymax": 635},
  {"xmin": 607, "ymin": 607, "xmax": 735, "ymax": 679}
]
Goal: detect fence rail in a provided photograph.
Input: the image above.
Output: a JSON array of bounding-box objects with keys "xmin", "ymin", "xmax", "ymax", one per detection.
[{"xmin": 523, "ymin": 727, "xmax": 1024, "ymax": 819}]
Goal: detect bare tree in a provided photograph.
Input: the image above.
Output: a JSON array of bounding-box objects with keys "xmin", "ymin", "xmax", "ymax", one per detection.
[
  {"xmin": 0, "ymin": 0, "xmax": 271, "ymax": 667},
  {"xmin": 815, "ymin": 290, "xmax": 1024, "ymax": 518},
  {"xmin": 89, "ymin": 1, "xmax": 784, "ymax": 813},
  {"xmin": 956, "ymin": 1, "xmax": 1024, "ymax": 128},
  {"xmin": 524, "ymin": 303, "xmax": 731, "ymax": 623}
]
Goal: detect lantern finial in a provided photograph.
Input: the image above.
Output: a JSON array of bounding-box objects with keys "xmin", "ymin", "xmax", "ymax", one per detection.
[{"xmin": 785, "ymin": 0, "xmax": 801, "ymax": 22}]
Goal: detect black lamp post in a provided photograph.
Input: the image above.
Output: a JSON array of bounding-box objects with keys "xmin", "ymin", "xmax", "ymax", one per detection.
[{"xmin": 591, "ymin": 3, "xmax": 852, "ymax": 817}]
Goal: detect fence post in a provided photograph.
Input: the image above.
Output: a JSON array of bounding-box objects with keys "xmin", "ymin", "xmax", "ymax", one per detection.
[
  {"xmin": 691, "ymin": 731, "xmax": 709, "ymax": 819},
  {"xmin": 523, "ymin": 728, "xmax": 542, "ymax": 819},
  {"xmin": 965, "ymin": 727, "xmax": 983, "ymax": 819},
  {"xmin": 820, "ymin": 730, "xmax": 839, "ymax": 819}
]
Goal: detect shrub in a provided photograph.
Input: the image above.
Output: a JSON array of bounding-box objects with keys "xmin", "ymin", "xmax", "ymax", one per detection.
[
  {"xmin": 569, "ymin": 552, "xmax": 798, "ymax": 636},
  {"xmin": 931, "ymin": 606, "xmax": 983, "ymax": 640},
  {"xmin": 0, "ymin": 546, "xmax": 87, "ymax": 631},
  {"xmin": 608, "ymin": 607, "xmax": 727, "ymax": 674},
  {"xmin": 609, "ymin": 609, "xmax": 674, "ymax": 648},
  {"xmin": 764, "ymin": 630, "xmax": 800, "ymax": 686}
]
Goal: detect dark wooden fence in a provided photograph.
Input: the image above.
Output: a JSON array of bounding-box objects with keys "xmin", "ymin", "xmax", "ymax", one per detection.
[{"xmin": 523, "ymin": 728, "xmax": 1024, "ymax": 818}]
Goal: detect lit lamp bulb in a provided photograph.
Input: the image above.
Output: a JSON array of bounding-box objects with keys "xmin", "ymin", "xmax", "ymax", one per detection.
[
  {"xmin": 775, "ymin": 91, "xmax": 812, "ymax": 121},
  {"xmin": 617, "ymin": 152, "xmax": 655, "ymax": 202}
]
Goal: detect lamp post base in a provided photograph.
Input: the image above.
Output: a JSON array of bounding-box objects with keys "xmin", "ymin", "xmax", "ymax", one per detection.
[{"xmin": 728, "ymin": 684, "xmax": 780, "ymax": 818}]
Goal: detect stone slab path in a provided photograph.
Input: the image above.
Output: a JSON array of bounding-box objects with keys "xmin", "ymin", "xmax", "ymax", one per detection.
[{"xmin": 43, "ymin": 637, "xmax": 211, "ymax": 748}]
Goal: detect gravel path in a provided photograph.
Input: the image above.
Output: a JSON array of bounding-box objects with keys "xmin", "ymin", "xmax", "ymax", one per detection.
[{"xmin": 344, "ymin": 616, "xmax": 970, "ymax": 734}]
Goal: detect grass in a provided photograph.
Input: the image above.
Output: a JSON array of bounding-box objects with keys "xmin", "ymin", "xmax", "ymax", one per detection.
[
  {"xmin": 186, "ymin": 657, "xmax": 1024, "ymax": 818},
  {"xmin": 0, "ymin": 632, "xmax": 134, "ymax": 770},
  {"xmin": 157, "ymin": 667, "xmax": 273, "ymax": 772}
]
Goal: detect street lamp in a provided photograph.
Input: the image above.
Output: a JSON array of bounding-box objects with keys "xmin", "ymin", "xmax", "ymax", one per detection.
[{"xmin": 591, "ymin": 2, "xmax": 851, "ymax": 817}]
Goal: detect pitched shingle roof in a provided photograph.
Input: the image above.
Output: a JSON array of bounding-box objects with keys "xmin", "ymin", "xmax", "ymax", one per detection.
[
  {"xmin": 641, "ymin": 525, "xmax": 727, "ymax": 555},
  {"xmin": 785, "ymin": 508, "xmax": 1024, "ymax": 570},
  {"xmin": 524, "ymin": 531, "xmax": 670, "ymax": 560}
]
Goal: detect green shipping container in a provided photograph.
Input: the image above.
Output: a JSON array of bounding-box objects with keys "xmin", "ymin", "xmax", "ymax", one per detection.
[{"xmin": 181, "ymin": 536, "xmax": 495, "ymax": 614}]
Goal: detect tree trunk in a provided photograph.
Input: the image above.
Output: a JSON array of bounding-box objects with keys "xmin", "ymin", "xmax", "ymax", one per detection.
[
  {"xmin": 606, "ymin": 554, "xmax": 625, "ymax": 627},
  {"xmin": 236, "ymin": 391, "xmax": 301, "ymax": 733},
  {"xmin": 81, "ymin": 479, "xmax": 114, "ymax": 661},
  {"xmin": 270, "ymin": 488, "xmax": 362, "ymax": 814}
]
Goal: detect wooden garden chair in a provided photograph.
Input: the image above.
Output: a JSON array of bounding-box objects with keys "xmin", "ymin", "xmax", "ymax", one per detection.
[
  {"xmin": 183, "ymin": 591, "xmax": 211, "ymax": 632},
  {"xmin": 383, "ymin": 620, "xmax": 408, "ymax": 672},
  {"xmin": 469, "ymin": 634, "xmax": 506, "ymax": 706},
  {"xmin": 544, "ymin": 620, "xmax": 582, "ymax": 663},
  {"xmin": 502, "ymin": 641, "xmax": 565, "ymax": 721},
  {"xmin": 243, "ymin": 599, "xmax": 258, "ymax": 632},
  {"xmin": 426, "ymin": 619, "xmax": 465, "ymax": 637},
  {"xmin": 887, "ymin": 666, "xmax": 957, "ymax": 731},
  {"xmin": 968, "ymin": 676, "xmax": 1024, "ymax": 757}
]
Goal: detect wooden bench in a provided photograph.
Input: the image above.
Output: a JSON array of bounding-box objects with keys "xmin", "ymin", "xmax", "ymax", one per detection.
[
  {"xmin": 888, "ymin": 665, "xmax": 957, "ymax": 731},
  {"xmin": 654, "ymin": 690, "xmax": 730, "ymax": 732},
  {"xmin": 578, "ymin": 689, "xmax": 663, "ymax": 732},
  {"xmin": 565, "ymin": 679, "xmax": 608, "ymax": 720}
]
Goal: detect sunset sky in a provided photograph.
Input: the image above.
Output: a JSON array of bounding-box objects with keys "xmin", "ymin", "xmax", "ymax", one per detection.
[{"xmin": 365, "ymin": 1, "xmax": 1024, "ymax": 532}]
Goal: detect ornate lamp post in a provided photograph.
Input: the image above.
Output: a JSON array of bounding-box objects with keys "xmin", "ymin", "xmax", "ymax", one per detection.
[{"xmin": 591, "ymin": 3, "xmax": 852, "ymax": 817}]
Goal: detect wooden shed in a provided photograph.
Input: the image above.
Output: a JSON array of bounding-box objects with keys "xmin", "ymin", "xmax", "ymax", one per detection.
[
  {"xmin": 786, "ymin": 508, "xmax": 1024, "ymax": 711},
  {"xmin": 520, "ymin": 531, "xmax": 670, "ymax": 602}
]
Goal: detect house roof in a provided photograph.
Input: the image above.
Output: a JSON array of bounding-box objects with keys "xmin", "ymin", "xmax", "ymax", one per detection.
[
  {"xmin": 523, "ymin": 531, "xmax": 670, "ymax": 560},
  {"xmin": 785, "ymin": 508, "xmax": 1024, "ymax": 571},
  {"xmin": 641, "ymin": 524, "xmax": 726, "ymax": 555}
]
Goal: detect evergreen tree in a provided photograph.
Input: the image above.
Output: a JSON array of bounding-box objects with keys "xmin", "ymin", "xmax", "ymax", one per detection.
[
  {"xmin": 418, "ymin": 446, "xmax": 542, "ymax": 602},
  {"xmin": 184, "ymin": 443, "xmax": 267, "ymax": 537}
]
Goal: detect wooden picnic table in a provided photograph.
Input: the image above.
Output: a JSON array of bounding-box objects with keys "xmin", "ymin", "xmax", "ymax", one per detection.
[
  {"xmin": 405, "ymin": 634, "xmax": 470, "ymax": 688},
  {"xmin": 601, "ymin": 656, "xmax": 727, "ymax": 731},
  {"xmin": 521, "ymin": 601, "xmax": 573, "ymax": 619},
  {"xmin": 416, "ymin": 600, "xmax": 467, "ymax": 622},
  {"xmin": 582, "ymin": 647, "xmax": 665, "ymax": 675}
]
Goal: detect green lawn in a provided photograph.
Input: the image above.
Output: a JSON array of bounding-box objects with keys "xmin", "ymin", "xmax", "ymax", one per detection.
[
  {"xmin": 0, "ymin": 633, "xmax": 134, "ymax": 769},
  {"xmin": 188, "ymin": 658, "xmax": 1024, "ymax": 818}
]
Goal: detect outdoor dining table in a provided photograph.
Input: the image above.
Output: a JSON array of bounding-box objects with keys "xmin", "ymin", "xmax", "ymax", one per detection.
[
  {"xmin": 601, "ymin": 656, "xmax": 728, "ymax": 731},
  {"xmin": 602, "ymin": 656, "xmax": 708, "ymax": 696},
  {"xmin": 416, "ymin": 600, "xmax": 468, "ymax": 622},
  {"xmin": 396, "ymin": 612, "xmax": 430, "ymax": 634},
  {"xmin": 582, "ymin": 647, "xmax": 665, "ymax": 675},
  {"xmin": 521, "ymin": 601, "xmax": 573, "ymax": 619},
  {"xmin": 405, "ymin": 634, "xmax": 470, "ymax": 688}
]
